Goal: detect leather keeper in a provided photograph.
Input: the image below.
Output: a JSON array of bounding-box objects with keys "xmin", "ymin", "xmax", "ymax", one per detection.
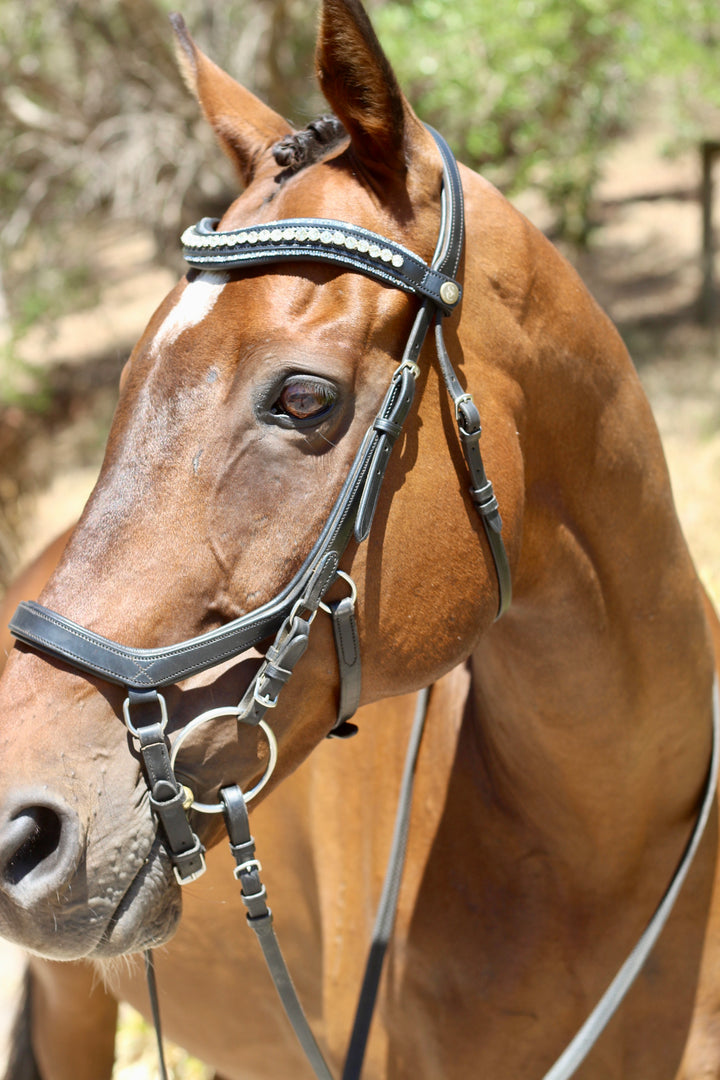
[
  {"xmin": 355, "ymin": 437, "xmax": 392, "ymax": 542},
  {"xmin": 328, "ymin": 595, "xmax": 361, "ymax": 736}
]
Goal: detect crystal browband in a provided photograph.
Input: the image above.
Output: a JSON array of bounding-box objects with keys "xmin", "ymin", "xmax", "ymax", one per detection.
[{"xmin": 181, "ymin": 216, "xmax": 462, "ymax": 313}]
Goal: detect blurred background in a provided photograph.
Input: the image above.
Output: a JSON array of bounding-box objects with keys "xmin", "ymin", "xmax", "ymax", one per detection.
[
  {"xmin": 1, "ymin": 0, "xmax": 719, "ymax": 592},
  {"xmin": 0, "ymin": 0, "xmax": 719, "ymax": 1073}
]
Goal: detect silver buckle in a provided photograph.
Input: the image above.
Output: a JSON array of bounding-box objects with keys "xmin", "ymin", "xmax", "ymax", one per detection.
[
  {"xmin": 454, "ymin": 392, "xmax": 473, "ymax": 420},
  {"xmin": 253, "ymin": 683, "xmax": 279, "ymax": 710},
  {"xmin": 233, "ymin": 858, "xmax": 262, "ymax": 880},
  {"xmin": 173, "ymin": 850, "xmax": 207, "ymax": 886}
]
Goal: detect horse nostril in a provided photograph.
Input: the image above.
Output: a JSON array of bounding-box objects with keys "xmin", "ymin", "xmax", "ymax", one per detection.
[
  {"xmin": 4, "ymin": 807, "xmax": 63, "ymax": 886},
  {"xmin": 0, "ymin": 796, "xmax": 80, "ymax": 904}
]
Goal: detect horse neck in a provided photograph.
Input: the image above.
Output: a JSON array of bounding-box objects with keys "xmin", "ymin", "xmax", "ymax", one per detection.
[{"xmin": 455, "ymin": 177, "xmax": 716, "ymax": 893}]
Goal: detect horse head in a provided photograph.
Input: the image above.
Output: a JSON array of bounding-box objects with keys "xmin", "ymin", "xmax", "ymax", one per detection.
[{"xmin": 0, "ymin": 0, "xmax": 520, "ymax": 959}]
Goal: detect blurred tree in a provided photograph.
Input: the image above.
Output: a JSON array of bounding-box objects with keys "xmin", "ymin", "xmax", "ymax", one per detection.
[
  {"xmin": 1, "ymin": 0, "xmax": 719, "ymax": 323},
  {"xmin": 1, "ymin": 0, "xmax": 718, "ymax": 585},
  {"xmin": 0, "ymin": 0, "xmax": 320, "ymax": 256},
  {"xmin": 371, "ymin": 0, "xmax": 720, "ymax": 243}
]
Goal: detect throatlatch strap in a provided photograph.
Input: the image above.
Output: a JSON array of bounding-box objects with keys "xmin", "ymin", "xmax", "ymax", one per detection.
[{"xmin": 433, "ymin": 317, "xmax": 511, "ymax": 618}]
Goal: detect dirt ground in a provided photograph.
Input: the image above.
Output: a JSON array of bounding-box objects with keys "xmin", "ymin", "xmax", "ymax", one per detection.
[{"xmin": 0, "ymin": 122, "xmax": 718, "ymax": 1075}]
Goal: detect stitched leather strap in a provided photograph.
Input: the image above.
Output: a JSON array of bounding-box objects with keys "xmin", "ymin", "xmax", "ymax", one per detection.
[
  {"xmin": 125, "ymin": 690, "xmax": 205, "ymax": 884},
  {"xmin": 182, "ymin": 218, "xmax": 462, "ymax": 316},
  {"xmin": 236, "ymin": 614, "xmax": 312, "ymax": 726},
  {"xmin": 355, "ymin": 364, "xmax": 418, "ymax": 542},
  {"xmin": 434, "ymin": 319, "xmax": 511, "ymax": 617}
]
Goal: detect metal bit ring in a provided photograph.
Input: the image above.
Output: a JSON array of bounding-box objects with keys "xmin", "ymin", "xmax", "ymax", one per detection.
[{"xmin": 169, "ymin": 707, "xmax": 278, "ymax": 813}]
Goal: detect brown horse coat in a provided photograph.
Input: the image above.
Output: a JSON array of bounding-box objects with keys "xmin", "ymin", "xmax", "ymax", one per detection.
[{"xmin": 1, "ymin": 2, "xmax": 719, "ymax": 1078}]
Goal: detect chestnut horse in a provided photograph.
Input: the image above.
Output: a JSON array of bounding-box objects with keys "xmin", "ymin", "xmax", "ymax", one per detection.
[{"xmin": 2, "ymin": 2, "xmax": 720, "ymax": 1078}]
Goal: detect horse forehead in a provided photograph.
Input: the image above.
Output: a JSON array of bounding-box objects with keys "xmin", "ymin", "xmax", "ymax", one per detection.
[
  {"xmin": 224, "ymin": 157, "xmax": 395, "ymax": 237},
  {"xmin": 150, "ymin": 270, "xmax": 230, "ymax": 355}
]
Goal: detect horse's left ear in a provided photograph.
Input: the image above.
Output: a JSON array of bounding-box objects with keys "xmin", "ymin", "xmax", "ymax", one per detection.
[
  {"xmin": 171, "ymin": 13, "xmax": 292, "ymax": 187},
  {"xmin": 315, "ymin": 0, "xmax": 428, "ymax": 187}
]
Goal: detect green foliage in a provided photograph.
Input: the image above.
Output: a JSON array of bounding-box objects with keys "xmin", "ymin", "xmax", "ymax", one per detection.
[
  {"xmin": 113, "ymin": 1004, "xmax": 213, "ymax": 1079},
  {"xmin": 372, "ymin": 0, "xmax": 720, "ymax": 242},
  {"xmin": 1, "ymin": 0, "xmax": 719, "ymax": 323}
]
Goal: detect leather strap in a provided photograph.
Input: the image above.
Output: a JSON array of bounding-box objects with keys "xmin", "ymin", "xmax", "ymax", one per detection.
[
  {"xmin": 434, "ymin": 318, "xmax": 511, "ymax": 617},
  {"xmin": 342, "ymin": 686, "xmax": 429, "ymax": 1079},
  {"xmin": 327, "ymin": 596, "xmax": 361, "ymax": 738},
  {"xmin": 355, "ymin": 364, "xmax": 419, "ymax": 543},
  {"xmin": 182, "ymin": 218, "xmax": 462, "ymax": 316},
  {"xmin": 216, "ymin": 685, "xmax": 431, "ymax": 1080},
  {"xmin": 221, "ymin": 784, "xmax": 336, "ymax": 1080},
  {"xmin": 541, "ymin": 673, "xmax": 720, "ymax": 1080},
  {"xmin": 144, "ymin": 950, "xmax": 170, "ymax": 1080},
  {"xmin": 236, "ymin": 614, "xmax": 312, "ymax": 726},
  {"xmin": 125, "ymin": 690, "xmax": 205, "ymax": 884}
]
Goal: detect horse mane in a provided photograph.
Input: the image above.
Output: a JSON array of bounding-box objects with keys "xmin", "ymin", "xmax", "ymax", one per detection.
[{"xmin": 272, "ymin": 115, "xmax": 347, "ymax": 175}]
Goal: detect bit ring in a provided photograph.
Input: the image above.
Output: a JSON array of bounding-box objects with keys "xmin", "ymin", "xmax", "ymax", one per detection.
[{"xmin": 169, "ymin": 707, "xmax": 278, "ymax": 813}]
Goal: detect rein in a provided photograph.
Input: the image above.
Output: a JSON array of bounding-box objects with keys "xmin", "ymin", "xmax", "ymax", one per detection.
[{"xmin": 6, "ymin": 124, "xmax": 718, "ymax": 1079}]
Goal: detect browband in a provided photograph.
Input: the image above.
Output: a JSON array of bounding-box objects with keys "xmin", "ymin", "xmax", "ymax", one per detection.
[{"xmin": 181, "ymin": 218, "xmax": 462, "ymax": 315}]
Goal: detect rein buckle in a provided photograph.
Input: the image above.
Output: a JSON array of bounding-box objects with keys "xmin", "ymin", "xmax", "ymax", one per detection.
[{"xmin": 233, "ymin": 858, "xmax": 262, "ymax": 881}]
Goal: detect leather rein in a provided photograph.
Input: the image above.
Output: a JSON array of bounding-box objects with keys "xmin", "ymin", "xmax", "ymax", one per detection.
[{"xmin": 7, "ymin": 127, "xmax": 719, "ymax": 1080}]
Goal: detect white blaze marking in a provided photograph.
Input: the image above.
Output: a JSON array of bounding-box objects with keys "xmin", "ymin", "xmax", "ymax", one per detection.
[{"xmin": 152, "ymin": 271, "xmax": 229, "ymax": 354}]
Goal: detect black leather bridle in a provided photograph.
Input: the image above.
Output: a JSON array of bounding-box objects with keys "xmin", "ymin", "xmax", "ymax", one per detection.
[
  {"xmin": 9, "ymin": 126, "xmax": 511, "ymax": 883},
  {"xmin": 7, "ymin": 126, "xmax": 513, "ymax": 1079}
]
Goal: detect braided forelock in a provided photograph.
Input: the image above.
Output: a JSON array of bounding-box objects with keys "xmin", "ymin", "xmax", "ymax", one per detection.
[{"xmin": 272, "ymin": 115, "xmax": 347, "ymax": 174}]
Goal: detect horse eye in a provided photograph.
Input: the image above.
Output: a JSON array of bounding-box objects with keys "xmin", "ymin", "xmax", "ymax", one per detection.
[{"xmin": 275, "ymin": 377, "xmax": 336, "ymax": 420}]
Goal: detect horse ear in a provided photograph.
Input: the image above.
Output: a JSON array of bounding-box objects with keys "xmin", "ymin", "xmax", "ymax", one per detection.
[
  {"xmin": 170, "ymin": 13, "xmax": 292, "ymax": 186},
  {"xmin": 315, "ymin": 0, "xmax": 424, "ymax": 186}
]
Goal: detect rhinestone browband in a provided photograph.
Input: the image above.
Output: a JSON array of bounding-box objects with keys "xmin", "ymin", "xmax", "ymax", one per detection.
[{"xmin": 181, "ymin": 216, "xmax": 462, "ymax": 313}]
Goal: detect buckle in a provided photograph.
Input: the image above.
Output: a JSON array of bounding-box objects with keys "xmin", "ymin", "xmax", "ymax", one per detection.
[
  {"xmin": 233, "ymin": 858, "xmax": 262, "ymax": 880},
  {"xmin": 173, "ymin": 854, "xmax": 206, "ymax": 885},
  {"xmin": 454, "ymin": 392, "xmax": 473, "ymax": 421},
  {"xmin": 172, "ymin": 839, "xmax": 207, "ymax": 885},
  {"xmin": 253, "ymin": 683, "xmax": 279, "ymax": 710},
  {"xmin": 397, "ymin": 359, "xmax": 420, "ymax": 379}
]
